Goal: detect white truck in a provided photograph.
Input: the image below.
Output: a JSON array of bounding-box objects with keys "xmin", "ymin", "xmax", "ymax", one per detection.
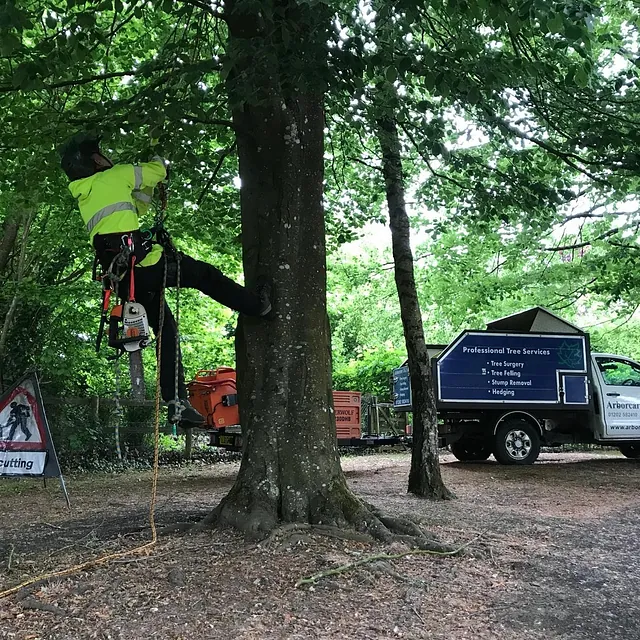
[{"xmin": 393, "ymin": 307, "xmax": 640, "ymax": 464}]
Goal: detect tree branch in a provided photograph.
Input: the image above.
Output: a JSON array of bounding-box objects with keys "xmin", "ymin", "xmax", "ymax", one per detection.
[
  {"xmin": 53, "ymin": 267, "xmax": 89, "ymax": 286},
  {"xmin": 399, "ymin": 122, "xmax": 471, "ymax": 193},
  {"xmin": 0, "ymin": 70, "xmax": 144, "ymax": 94},
  {"xmin": 180, "ymin": 0, "xmax": 226, "ymax": 20},
  {"xmin": 481, "ymin": 108, "xmax": 610, "ymax": 186},
  {"xmin": 488, "ymin": 259, "xmax": 507, "ymax": 275},
  {"xmin": 549, "ymin": 278, "xmax": 597, "ymax": 307},
  {"xmin": 349, "ymin": 156, "xmax": 382, "ymax": 173},
  {"xmin": 181, "ymin": 114, "xmax": 234, "ymax": 129},
  {"xmin": 545, "ymin": 227, "xmax": 622, "ymax": 251},
  {"xmin": 196, "ymin": 143, "xmax": 237, "ymax": 207},
  {"xmin": 608, "ymin": 240, "xmax": 640, "ymax": 251},
  {"xmin": 562, "ymin": 203, "xmax": 606, "ymax": 223}
]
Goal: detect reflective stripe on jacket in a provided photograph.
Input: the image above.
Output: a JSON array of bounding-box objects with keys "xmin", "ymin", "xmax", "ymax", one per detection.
[{"xmin": 69, "ymin": 158, "xmax": 166, "ymax": 267}]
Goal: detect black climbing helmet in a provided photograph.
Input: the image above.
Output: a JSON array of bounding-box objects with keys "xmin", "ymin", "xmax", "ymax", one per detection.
[{"xmin": 59, "ymin": 132, "xmax": 104, "ymax": 181}]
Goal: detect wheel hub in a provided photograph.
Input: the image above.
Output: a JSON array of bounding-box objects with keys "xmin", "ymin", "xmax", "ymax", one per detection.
[{"xmin": 504, "ymin": 429, "xmax": 532, "ymax": 460}]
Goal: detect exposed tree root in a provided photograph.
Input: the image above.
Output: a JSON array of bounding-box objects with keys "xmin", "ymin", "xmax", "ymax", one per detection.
[
  {"xmin": 357, "ymin": 503, "xmax": 450, "ymax": 552},
  {"xmin": 294, "ymin": 531, "xmax": 483, "ymax": 588},
  {"xmin": 20, "ymin": 597, "xmax": 67, "ymax": 616},
  {"xmin": 367, "ymin": 560, "xmax": 427, "ymax": 587}
]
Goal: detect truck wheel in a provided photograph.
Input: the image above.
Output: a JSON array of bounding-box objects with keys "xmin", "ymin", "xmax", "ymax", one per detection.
[
  {"xmin": 450, "ymin": 441, "xmax": 492, "ymax": 462},
  {"xmin": 494, "ymin": 420, "xmax": 540, "ymax": 465},
  {"xmin": 619, "ymin": 444, "xmax": 640, "ymax": 459}
]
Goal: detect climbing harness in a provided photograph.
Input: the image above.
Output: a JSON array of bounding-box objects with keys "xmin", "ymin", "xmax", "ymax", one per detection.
[{"xmin": 95, "ymin": 234, "xmax": 150, "ymax": 355}]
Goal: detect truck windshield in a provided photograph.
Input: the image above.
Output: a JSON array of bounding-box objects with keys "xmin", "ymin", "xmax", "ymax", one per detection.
[{"xmin": 595, "ymin": 357, "xmax": 640, "ymax": 387}]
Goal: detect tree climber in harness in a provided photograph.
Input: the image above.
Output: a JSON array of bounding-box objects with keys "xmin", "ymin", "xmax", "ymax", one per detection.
[{"xmin": 60, "ymin": 133, "xmax": 271, "ymax": 427}]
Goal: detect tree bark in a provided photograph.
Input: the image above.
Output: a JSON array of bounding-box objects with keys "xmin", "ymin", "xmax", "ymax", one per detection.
[
  {"xmin": 377, "ymin": 116, "xmax": 453, "ymax": 500},
  {"xmin": 211, "ymin": 24, "xmax": 359, "ymax": 535},
  {"xmin": 126, "ymin": 351, "xmax": 152, "ymax": 457},
  {"xmin": 0, "ymin": 216, "xmax": 20, "ymax": 277},
  {"xmin": 184, "ymin": 428, "xmax": 193, "ymax": 460},
  {"xmin": 0, "ymin": 210, "xmax": 33, "ymax": 370}
]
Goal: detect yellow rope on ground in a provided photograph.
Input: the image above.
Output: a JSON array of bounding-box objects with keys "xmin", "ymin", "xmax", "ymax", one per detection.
[{"xmin": 0, "ymin": 315, "xmax": 164, "ymax": 600}]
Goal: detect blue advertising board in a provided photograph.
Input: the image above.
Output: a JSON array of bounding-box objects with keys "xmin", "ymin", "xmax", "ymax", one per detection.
[
  {"xmin": 393, "ymin": 366, "xmax": 412, "ymax": 410},
  {"xmin": 437, "ymin": 332, "xmax": 587, "ymax": 404}
]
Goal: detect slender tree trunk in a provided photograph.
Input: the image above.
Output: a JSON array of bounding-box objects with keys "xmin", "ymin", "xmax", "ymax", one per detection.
[
  {"xmin": 0, "ymin": 216, "xmax": 21, "ymax": 277},
  {"xmin": 184, "ymin": 428, "xmax": 193, "ymax": 461},
  {"xmin": 0, "ymin": 210, "xmax": 33, "ymax": 368},
  {"xmin": 377, "ymin": 116, "xmax": 453, "ymax": 500},
  {"xmin": 126, "ymin": 352, "xmax": 152, "ymax": 458}
]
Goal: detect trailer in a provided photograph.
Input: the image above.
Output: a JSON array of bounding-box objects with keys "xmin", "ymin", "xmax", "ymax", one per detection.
[{"xmin": 392, "ymin": 307, "xmax": 640, "ymax": 464}]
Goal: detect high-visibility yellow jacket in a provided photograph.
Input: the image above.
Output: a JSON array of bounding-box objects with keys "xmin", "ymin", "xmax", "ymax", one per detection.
[{"xmin": 69, "ymin": 157, "xmax": 166, "ymax": 267}]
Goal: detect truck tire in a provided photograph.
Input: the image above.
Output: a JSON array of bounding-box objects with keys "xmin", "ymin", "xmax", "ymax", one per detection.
[
  {"xmin": 450, "ymin": 441, "xmax": 492, "ymax": 462},
  {"xmin": 619, "ymin": 444, "xmax": 640, "ymax": 459},
  {"xmin": 493, "ymin": 419, "xmax": 540, "ymax": 465}
]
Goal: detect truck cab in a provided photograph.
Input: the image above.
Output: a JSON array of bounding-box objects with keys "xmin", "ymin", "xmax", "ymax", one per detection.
[{"xmin": 591, "ymin": 353, "xmax": 640, "ymax": 457}]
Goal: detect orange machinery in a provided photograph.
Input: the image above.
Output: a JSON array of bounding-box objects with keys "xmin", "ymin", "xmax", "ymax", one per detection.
[
  {"xmin": 188, "ymin": 367, "xmax": 240, "ymax": 428},
  {"xmin": 187, "ymin": 367, "xmax": 363, "ymax": 449}
]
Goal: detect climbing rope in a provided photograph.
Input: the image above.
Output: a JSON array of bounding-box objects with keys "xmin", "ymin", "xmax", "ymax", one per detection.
[
  {"xmin": 154, "ymin": 181, "xmax": 184, "ymax": 427},
  {"xmin": 173, "ymin": 253, "xmax": 182, "ymax": 424}
]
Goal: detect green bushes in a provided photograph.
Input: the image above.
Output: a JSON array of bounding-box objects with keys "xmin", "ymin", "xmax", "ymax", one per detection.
[{"xmin": 333, "ymin": 347, "xmax": 405, "ymax": 398}]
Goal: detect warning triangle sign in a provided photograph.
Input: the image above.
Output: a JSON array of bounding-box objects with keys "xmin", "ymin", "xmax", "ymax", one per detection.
[{"xmin": 0, "ymin": 374, "xmax": 62, "ymax": 479}]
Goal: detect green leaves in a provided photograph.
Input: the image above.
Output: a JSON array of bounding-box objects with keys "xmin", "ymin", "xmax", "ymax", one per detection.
[
  {"xmin": 507, "ymin": 12, "xmax": 522, "ymax": 36},
  {"xmin": 385, "ymin": 66, "xmax": 397, "ymax": 83},
  {"xmin": 0, "ymin": 32, "xmax": 21, "ymax": 55},
  {"xmin": 465, "ymin": 85, "xmax": 481, "ymax": 105},
  {"xmin": 76, "ymin": 12, "xmax": 96, "ymax": 29},
  {"xmin": 572, "ymin": 66, "xmax": 589, "ymax": 88},
  {"xmin": 11, "ymin": 62, "xmax": 43, "ymax": 89},
  {"xmin": 547, "ymin": 13, "xmax": 564, "ymax": 35}
]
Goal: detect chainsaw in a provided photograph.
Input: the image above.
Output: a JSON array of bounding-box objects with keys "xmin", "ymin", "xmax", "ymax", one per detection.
[{"xmin": 107, "ymin": 301, "xmax": 150, "ymax": 352}]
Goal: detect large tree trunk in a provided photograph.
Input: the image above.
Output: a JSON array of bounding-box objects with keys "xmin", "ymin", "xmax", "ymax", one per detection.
[
  {"xmin": 377, "ymin": 116, "xmax": 453, "ymax": 500},
  {"xmin": 208, "ymin": 1, "xmax": 363, "ymax": 538}
]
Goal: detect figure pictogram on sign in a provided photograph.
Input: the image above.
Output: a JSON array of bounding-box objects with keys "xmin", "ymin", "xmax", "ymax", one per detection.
[
  {"xmin": 0, "ymin": 374, "xmax": 69, "ymax": 506},
  {"xmin": 2, "ymin": 402, "xmax": 32, "ymax": 441}
]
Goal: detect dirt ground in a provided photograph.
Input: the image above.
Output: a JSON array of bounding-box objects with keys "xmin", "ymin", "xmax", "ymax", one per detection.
[{"xmin": 0, "ymin": 450, "xmax": 639, "ymax": 640}]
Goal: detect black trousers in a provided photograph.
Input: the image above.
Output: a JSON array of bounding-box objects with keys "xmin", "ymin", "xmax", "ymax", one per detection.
[{"xmin": 127, "ymin": 252, "xmax": 262, "ymax": 402}]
